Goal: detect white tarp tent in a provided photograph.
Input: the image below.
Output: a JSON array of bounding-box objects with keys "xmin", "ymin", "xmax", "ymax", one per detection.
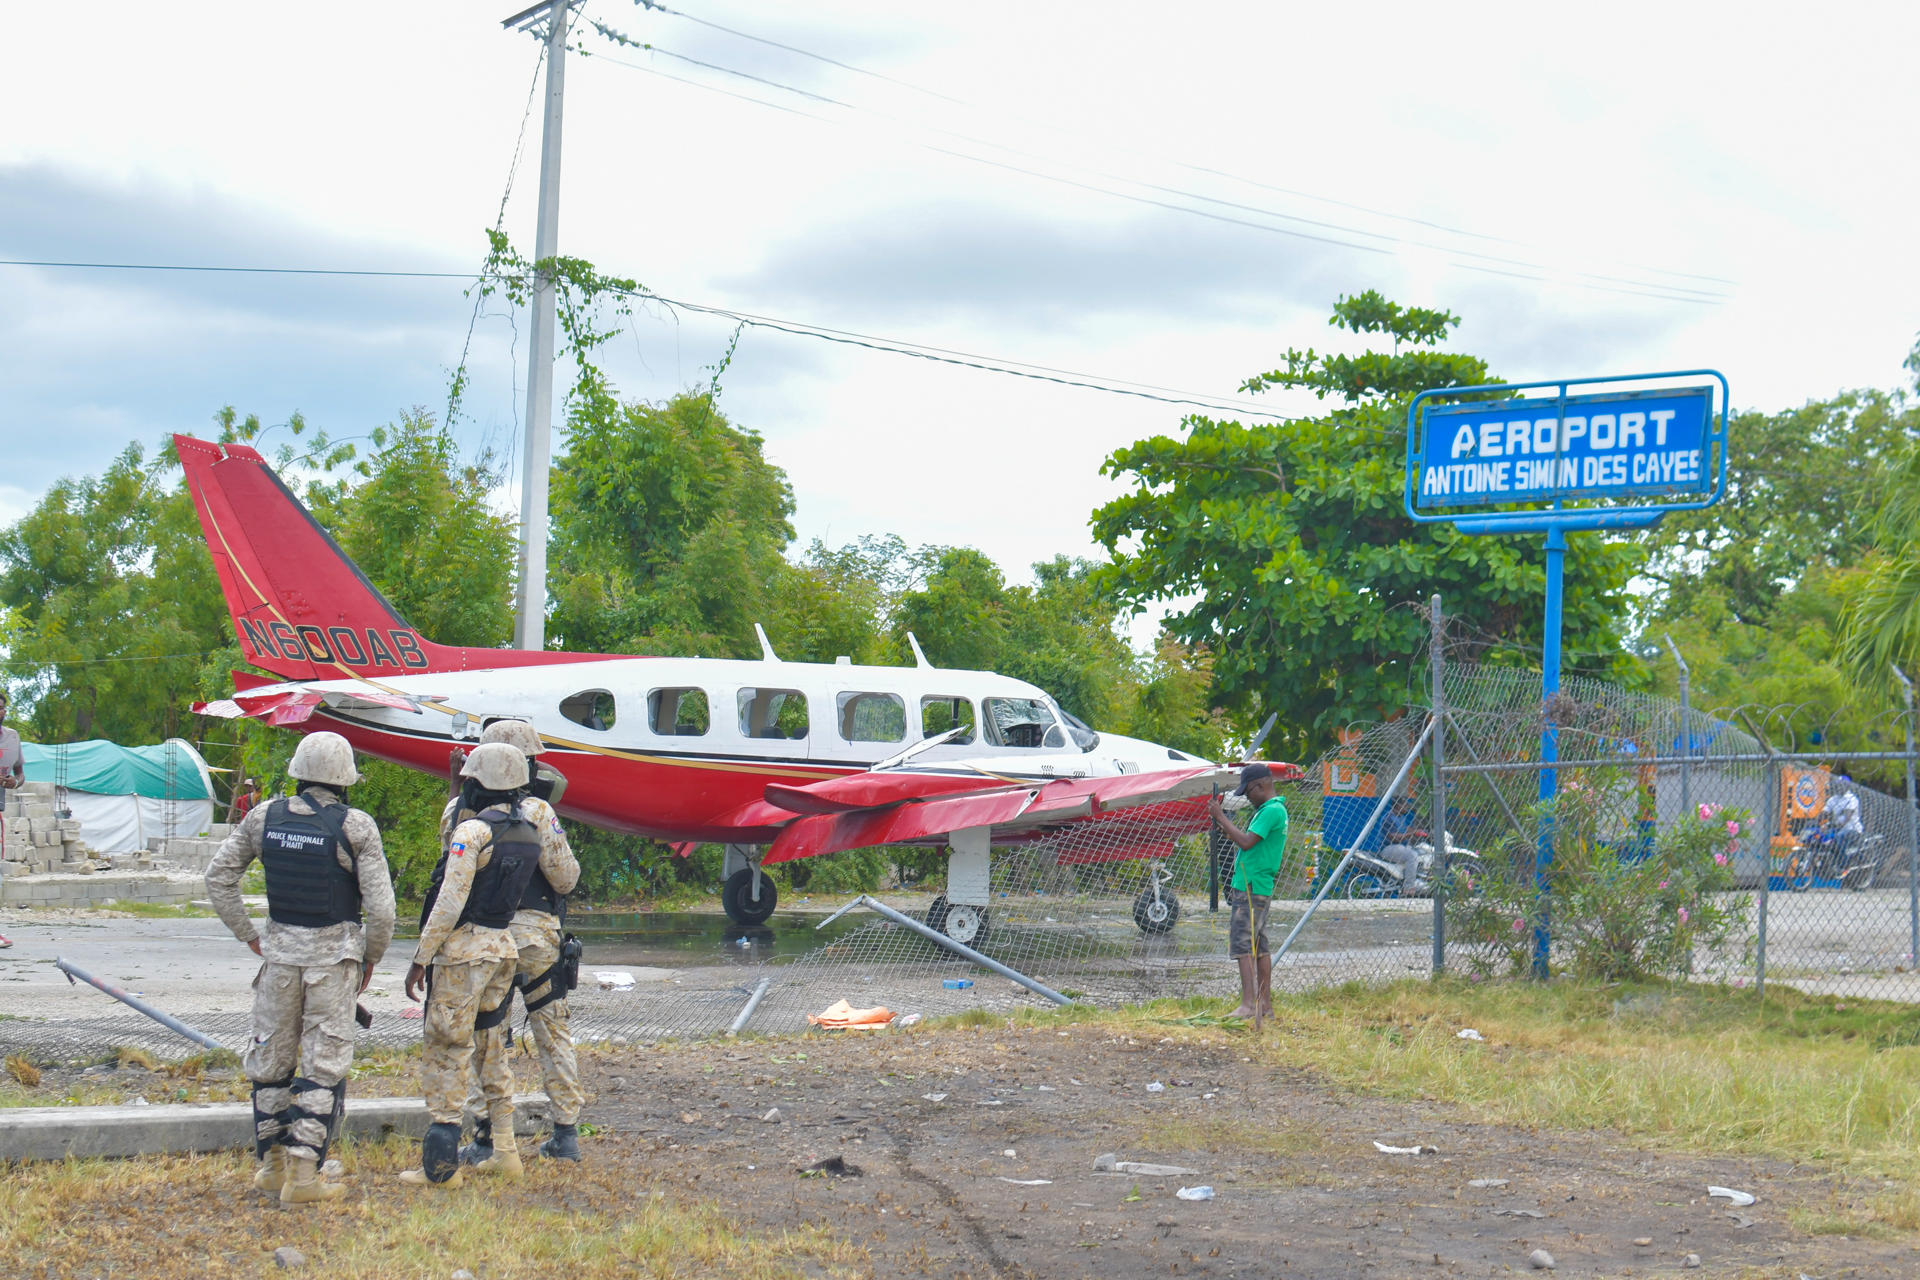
[{"xmin": 21, "ymin": 738, "xmax": 216, "ymax": 853}]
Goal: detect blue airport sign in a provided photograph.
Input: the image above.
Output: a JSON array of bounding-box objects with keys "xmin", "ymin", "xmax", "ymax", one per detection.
[{"xmin": 1411, "ymin": 384, "xmax": 1715, "ymax": 511}]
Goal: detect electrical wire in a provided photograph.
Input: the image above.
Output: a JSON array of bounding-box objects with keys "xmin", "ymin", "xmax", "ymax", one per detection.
[
  {"xmin": 0, "ymin": 258, "xmax": 1300, "ymax": 422},
  {"xmin": 448, "ymin": 39, "xmax": 550, "ymax": 438},
  {"xmin": 584, "ymin": 37, "xmax": 1722, "ymax": 307},
  {"xmin": 611, "ymin": 5, "xmax": 1734, "ymax": 298}
]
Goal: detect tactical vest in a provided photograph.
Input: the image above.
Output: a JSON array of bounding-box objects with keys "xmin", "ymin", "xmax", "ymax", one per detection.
[
  {"xmin": 260, "ymin": 794, "xmax": 361, "ymax": 928},
  {"xmin": 457, "ymin": 805, "xmax": 543, "ymax": 930}
]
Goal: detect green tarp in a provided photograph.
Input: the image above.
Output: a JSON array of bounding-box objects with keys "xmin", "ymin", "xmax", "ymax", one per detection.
[{"xmin": 21, "ymin": 739, "xmax": 214, "ymax": 800}]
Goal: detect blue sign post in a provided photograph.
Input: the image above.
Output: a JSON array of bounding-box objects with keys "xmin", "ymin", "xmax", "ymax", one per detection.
[{"xmin": 1406, "ymin": 372, "xmax": 1729, "ymax": 978}]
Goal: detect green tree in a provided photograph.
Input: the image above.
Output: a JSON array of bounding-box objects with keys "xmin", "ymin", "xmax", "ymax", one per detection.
[
  {"xmin": 1638, "ymin": 389, "xmax": 1917, "ymax": 627},
  {"xmin": 1838, "ymin": 344, "xmax": 1920, "ymax": 686},
  {"xmin": 0, "ymin": 442, "xmax": 232, "ymax": 745},
  {"xmin": 547, "ymin": 390, "xmax": 796, "ymax": 658},
  {"xmin": 1092, "ymin": 291, "xmax": 1642, "ymax": 758}
]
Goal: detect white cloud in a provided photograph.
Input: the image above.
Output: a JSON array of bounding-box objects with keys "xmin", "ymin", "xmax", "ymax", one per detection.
[{"xmin": 1, "ymin": 0, "xmax": 1917, "ymax": 600}]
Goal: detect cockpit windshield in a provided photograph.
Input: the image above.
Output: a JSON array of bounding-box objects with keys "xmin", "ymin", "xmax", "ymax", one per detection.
[{"xmin": 983, "ymin": 697, "xmax": 1068, "ymax": 749}]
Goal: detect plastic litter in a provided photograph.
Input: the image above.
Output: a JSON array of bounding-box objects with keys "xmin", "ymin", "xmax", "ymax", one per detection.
[
  {"xmin": 1146, "ymin": 1081, "xmax": 1165, "ymax": 1093},
  {"xmin": 1707, "ymin": 1185, "xmax": 1756, "ymax": 1207},
  {"xmin": 998, "ymin": 1177, "xmax": 1052, "ymax": 1185},
  {"xmin": 1372, "ymin": 1141, "xmax": 1434, "ymax": 1155},
  {"xmin": 1495, "ymin": 1208, "xmax": 1545, "ymax": 1219},
  {"xmin": 1003, "ymin": 1148, "xmax": 1017, "ymax": 1158},
  {"xmin": 595, "ymin": 972, "xmax": 636, "ymax": 991},
  {"xmin": 1457, "ymin": 1028, "xmax": 1486, "ymax": 1041},
  {"xmin": 921, "ymin": 1092, "xmax": 948, "ymax": 1102},
  {"xmin": 807, "ymin": 998, "xmax": 895, "ymax": 1030},
  {"xmin": 1175, "ymin": 1186, "xmax": 1215, "ymax": 1201},
  {"xmin": 799, "ymin": 1156, "xmax": 862, "ymax": 1178},
  {"xmin": 897, "ymin": 1013, "xmax": 922, "ymax": 1026},
  {"xmin": 1114, "ymin": 1161, "xmax": 1200, "ymax": 1177},
  {"xmin": 942, "ymin": 979, "xmax": 974, "ymax": 989},
  {"xmin": 1468, "ymin": 1178, "xmax": 1509, "ymax": 1188},
  {"xmin": 131, "ymin": 1097, "xmax": 149, "ymax": 1107},
  {"xmin": 399, "ymin": 1005, "xmax": 423, "ymax": 1020}
]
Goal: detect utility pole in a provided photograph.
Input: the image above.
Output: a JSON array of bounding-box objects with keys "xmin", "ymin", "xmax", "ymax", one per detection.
[{"xmin": 506, "ymin": 0, "xmax": 571, "ymax": 650}]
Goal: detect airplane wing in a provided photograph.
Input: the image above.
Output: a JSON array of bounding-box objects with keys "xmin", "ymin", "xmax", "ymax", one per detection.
[
  {"xmin": 193, "ymin": 672, "xmax": 433, "ymax": 725},
  {"xmin": 760, "ymin": 765, "xmax": 1232, "ymax": 865}
]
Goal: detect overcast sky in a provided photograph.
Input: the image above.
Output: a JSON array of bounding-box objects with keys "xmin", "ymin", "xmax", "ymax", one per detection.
[{"xmin": 4, "ymin": 1, "xmax": 1917, "ymax": 610}]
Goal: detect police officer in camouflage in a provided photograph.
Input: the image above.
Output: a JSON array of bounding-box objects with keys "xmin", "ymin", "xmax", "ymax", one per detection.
[
  {"xmin": 444, "ymin": 719, "xmax": 584, "ymax": 1166},
  {"xmin": 401, "ymin": 743, "xmax": 561, "ymax": 1187},
  {"xmin": 206, "ymin": 732, "xmax": 396, "ymax": 1205}
]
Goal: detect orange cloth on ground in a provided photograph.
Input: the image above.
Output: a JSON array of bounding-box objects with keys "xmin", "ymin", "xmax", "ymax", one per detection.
[{"xmin": 807, "ymin": 998, "xmax": 896, "ymax": 1029}]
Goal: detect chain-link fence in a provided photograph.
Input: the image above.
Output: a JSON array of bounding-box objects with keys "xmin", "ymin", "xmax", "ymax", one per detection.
[{"xmin": 7, "ymin": 629, "xmax": 1917, "ymax": 1065}]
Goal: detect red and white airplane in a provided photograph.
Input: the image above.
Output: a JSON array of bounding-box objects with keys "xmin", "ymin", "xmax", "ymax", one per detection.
[{"xmin": 177, "ymin": 434, "xmax": 1288, "ymax": 938}]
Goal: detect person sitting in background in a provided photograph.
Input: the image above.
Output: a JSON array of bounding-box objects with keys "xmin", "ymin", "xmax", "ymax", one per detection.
[
  {"xmin": 1377, "ymin": 794, "xmax": 1421, "ymax": 890},
  {"xmin": 1821, "ymin": 776, "xmax": 1864, "ymax": 862}
]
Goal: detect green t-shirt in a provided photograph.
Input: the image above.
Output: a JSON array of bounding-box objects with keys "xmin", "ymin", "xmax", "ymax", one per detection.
[{"xmin": 1230, "ymin": 795, "xmax": 1289, "ymax": 896}]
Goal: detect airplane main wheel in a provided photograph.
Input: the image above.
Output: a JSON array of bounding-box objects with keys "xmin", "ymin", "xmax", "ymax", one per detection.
[
  {"xmin": 926, "ymin": 896, "xmax": 987, "ymax": 946},
  {"xmin": 722, "ymin": 868, "xmax": 778, "ymax": 926},
  {"xmin": 1133, "ymin": 887, "xmax": 1180, "ymax": 935}
]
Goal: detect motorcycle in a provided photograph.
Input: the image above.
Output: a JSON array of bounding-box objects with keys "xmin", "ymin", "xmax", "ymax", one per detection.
[{"xmin": 1341, "ymin": 840, "xmax": 1483, "ymax": 900}]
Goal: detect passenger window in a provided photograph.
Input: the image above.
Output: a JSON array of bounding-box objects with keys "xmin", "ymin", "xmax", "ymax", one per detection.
[
  {"xmin": 983, "ymin": 697, "xmax": 1062, "ymax": 749},
  {"xmin": 737, "ymin": 688, "xmax": 809, "ymax": 740},
  {"xmin": 647, "ymin": 687, "xmax": 709, "ymax": 737},
  {"xmin": 920, "ymin": 696, "xmax": 976, "ymax": 745},
  {"xmin": 837, "ymin": 691, "xmax": 906, "ymax": 743},
  {"xmin": 559, "ymin": 689, "xmax": 616, "ymax": 731}
]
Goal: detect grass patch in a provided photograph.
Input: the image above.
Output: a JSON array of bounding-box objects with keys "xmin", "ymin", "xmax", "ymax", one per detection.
[
  {"xmin": 1007, "ymin": 980, "xmax": 1920, "ymax": 1200},
  {"xmin": 100, "ymin": 900, "xmax": 216, "ymax": 918},
  {"xmin": 1, "ymin": 1138, "xmax": 866, "ymax": 1279}
]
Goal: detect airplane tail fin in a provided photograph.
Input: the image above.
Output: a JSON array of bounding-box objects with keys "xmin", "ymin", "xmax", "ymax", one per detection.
[
  {"xmin": 175, "ymin": 435, "xmax": 459, "ymax": 681},
  {"xmin": 175, "ymin": 435, "xmax": 601, "ymax": 682}
]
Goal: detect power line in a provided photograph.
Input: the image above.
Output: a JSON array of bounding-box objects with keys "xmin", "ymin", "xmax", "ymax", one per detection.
[
  {"xmin": 583, "ymin": 33, "xmax": 1723, "ymax": 307},
  {"xmin": 614, "ymin": 3, "xmax": 1735, "ymax": 296},
  {"xmin": 0, "ymin": 257, "xmax": 1299, "ymax": 422}
]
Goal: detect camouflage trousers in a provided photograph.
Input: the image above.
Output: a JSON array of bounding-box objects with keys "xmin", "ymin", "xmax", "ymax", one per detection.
[
  {"xmin": 421, "ymin": 958, "xmax": 518, "ymax": 1144},
  {"xmin": 245, "ymin": 959, "xmax": 360, "ymax": 1160},
  {"xmin": 467, "ymin": 917, "xmax": 583, "ymax": 1127}
]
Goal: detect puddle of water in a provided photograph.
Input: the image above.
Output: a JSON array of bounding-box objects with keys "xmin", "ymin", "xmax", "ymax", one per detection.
[{"xmin": 562, "ymin": 910, "xmax": 867, "ymax": 968}]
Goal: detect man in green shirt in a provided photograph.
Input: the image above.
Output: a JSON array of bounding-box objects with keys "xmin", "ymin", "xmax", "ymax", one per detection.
[{"xmin": 1208, "ymin": 763, "xmax": 1289, "ymax": 1023}]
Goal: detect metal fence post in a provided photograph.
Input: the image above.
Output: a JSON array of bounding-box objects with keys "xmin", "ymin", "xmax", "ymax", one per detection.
[
  {"xmin": 1431, "ymin": 594, "xmax": 1448, "ymax": 975},
  {"xmin": 1664, "ymin": 634, "xmax": 1691, "ymax": 819},
  {"xmin": 1894, "ymin": 664, "xmax": 1919, "ymax": 968},
  {"xmin": 1756, "ymin": 760, "xmax": 1773, "ymax": 996}
]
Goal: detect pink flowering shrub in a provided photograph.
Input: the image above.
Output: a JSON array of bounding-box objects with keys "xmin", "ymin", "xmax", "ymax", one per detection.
[{"xmin": 1452, "ymin": 780, "xmax": 1752, "ymax": 981}]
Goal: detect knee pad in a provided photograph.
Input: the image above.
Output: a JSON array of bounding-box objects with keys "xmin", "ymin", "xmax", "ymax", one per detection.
[
  {"xmin": 423, "ymin": 1121, "xmax": 462, "ymax": 1184},
  {"xmin": 251, "ymin": 1077, "xmax": 295, "ymax": 1159},
  {"xmin": 288, "ymin": 1076, "xmax": 348, "ymax": 1162}
]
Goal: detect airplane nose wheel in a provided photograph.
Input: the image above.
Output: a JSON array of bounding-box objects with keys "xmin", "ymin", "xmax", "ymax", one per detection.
[
  {"xmin": 925, "ymin": 896, "xmax": 988, "ymax": 946},
  {"xmin": 1133, "ymin": 887, "xmax": 1180, "ymax": 934},
  {"xmin": 722, "ymin": 868, "xmax": 779, "ymax": 926}
]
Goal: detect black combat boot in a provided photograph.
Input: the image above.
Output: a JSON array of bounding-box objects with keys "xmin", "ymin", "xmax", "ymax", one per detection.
[
  {"xmin": 538, "ymin": 1123, "xmax": 581, "ymax": 1161},
  {"xmin": 458, "ymin": 1118, "xmax": 494, "ymax": 1166}
]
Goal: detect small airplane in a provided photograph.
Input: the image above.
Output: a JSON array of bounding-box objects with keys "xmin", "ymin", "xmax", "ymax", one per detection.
[{"xmin": 176, "ymin": 434, "xmax": 1293, "ymax": 937}]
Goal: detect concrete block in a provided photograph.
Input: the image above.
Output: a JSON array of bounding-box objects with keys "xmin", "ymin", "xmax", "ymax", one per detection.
[
  {"xmin": 209, "ymin": 823, "xmax": 232, "ymax": 840},
  {"xmin": 0, "ymin": 1093, "xmax": 552, "ymax": 1161}
]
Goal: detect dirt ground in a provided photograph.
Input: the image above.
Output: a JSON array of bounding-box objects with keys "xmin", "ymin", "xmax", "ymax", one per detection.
[
  {"xmin": 14, "ymin": 1018, "xmax": 1917, "ymax": 1279},
  {"xmin": 581, "ymin": 1024, "xmax": 1916, "ymax": 1278}
]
